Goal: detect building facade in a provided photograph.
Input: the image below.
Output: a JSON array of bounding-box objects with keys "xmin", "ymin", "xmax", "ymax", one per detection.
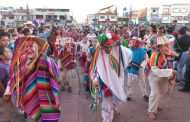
[
  {"xmin": 162, "ymin": 4, "xmax": 190, "ymax": 24},
  {"xmin": 147, "ymin": 7, "xmax": 161, "ymax": 24},
  {"xmin": 86, "ymin": 14, "xmax": 96, "ymax": 25},
  {"xmin": 32, "ymin": 8, "xmax": 72, "ymax": 26},
  {"xmin": 131, "ymin": 10, "xmax": 138, "ymax": 24},
  {"xmin": 0, "ymin": 6, "xmax": 15, "ymax": 27},
  {"xmin": 0, "ymin": 6, "xmax": 74, "ymax": 27}
]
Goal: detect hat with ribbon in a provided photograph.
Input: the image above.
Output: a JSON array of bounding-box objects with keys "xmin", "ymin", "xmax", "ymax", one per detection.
[
  {"xmin": 12, "ymin": 36, "xmax": 48, "ymax": 66},
  {"xmin": 24, "ymin": 21, "xmax": 35, "ymax": 26},
  {"xmin": 98, "ymin": 33, "xmax": 119, "ymax": 46},
  {"xmin": 157, "ymin": 36, "xmax": 170, "ymax": 45}
]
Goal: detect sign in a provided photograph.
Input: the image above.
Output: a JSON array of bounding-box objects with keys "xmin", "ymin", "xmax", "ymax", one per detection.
[
  {"xmin": 47, "ymin": 13, "xmax": 55, "ymax": 15},
  {"xmin": 6, "ymin": 21, "xmax": 16, "ymax": 27}
]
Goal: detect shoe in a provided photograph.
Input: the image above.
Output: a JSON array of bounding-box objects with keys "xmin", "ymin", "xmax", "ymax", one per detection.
[
  {"xmin": 157, "ymin": 107, "xmax": 162, "ymax": 111},
  {"xmin": 61, "ymin": 86, "xmax": 65, "ymax": 91},
  {"xmin": 68, "ymin": 86, "xmax": 72, "ymax": 93},
  {"xmin": 178, "ymin": 88, "xmax": 190, "ymax": 93},
  {"xmin": 147, "ymin": 112, "xmax": 156, "ymax": 120},
  {"xmin": 177, "ymin": 81, "xmax": 185, "ymax": 86},
  {"xmin": 127, "ymin": 97, "xmax": 132, "ymax": 101},
  {"xmin": 143, "ymin": 95, "xmax": 149, "ymax": 101}
]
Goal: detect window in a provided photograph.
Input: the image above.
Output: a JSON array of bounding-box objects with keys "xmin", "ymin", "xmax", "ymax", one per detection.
[
  {"xmin": 180, "ymin": 8, "xmax": 187, "ymax": 13},
  {"xmin": 163, "ymin": 8, "xmax": 169, "ymax": 12},
  {"xmin": 184, "ymin": 16, "xmax": 189, "ymax": 21},
  {"xmin": 100, "ymin": 16, "xmax": 105, "ymax": 19},
  {"xmin": 162, "ymin": 16, "xmax": 169, "ymax": 21},
  {"xmin": 176, "ymin": 16, "xmax": 183, "ymax": 21},
  {"xmin": 173, "ymin": 8, "xmax": 179, "ymax": 13},
  {"xmin": 8, "ymin": 15, "xmax": 14, "ymax": 19},
  {"xmin": 36, "ymin": 15, "xmax": 43, "ymax": 19},
  {"xmin": 110, "ymin": 16, "xmax": 115, "ymax": 19},
  {"xmin": 170, "ymin": 16, "xmax": 175, "ymax": 21}
]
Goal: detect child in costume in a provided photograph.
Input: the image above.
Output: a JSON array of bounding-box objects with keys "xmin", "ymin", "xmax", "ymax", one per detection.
[
  {"xmin": 10, "ymin": 36, "xmax": 60, "ymax": 122},
  {"xmin": 147, "ymin": 36, "xmax": 177, "ymax": 120},
  {"xmin": 0, "ymin": 46, "xmax": 13, "ymax": 122},
  {"xmin": 58, "ymin": 37, "xmax": 76, "ymax": 92},
  {"xmin": 126, "ymin": 37, "xmax": 149, "ymax": 101}
]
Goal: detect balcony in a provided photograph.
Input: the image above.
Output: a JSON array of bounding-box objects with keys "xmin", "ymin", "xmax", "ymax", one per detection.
[{"xmin": 150, "ymin": 12, "xmax": 159, "ymax": 16}]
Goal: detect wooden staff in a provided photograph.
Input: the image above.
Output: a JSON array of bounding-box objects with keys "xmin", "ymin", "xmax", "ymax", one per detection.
[
  {"xmin": 165, "ymin": 75, "xmax": 176, "ymax": 118},
  {"xmin": 75, "ymin": 65, "xmax": 81, "ymax": 95},
  {"xmin": 96, "ymin": 87, "xmax": 99, "ymax": 122}
]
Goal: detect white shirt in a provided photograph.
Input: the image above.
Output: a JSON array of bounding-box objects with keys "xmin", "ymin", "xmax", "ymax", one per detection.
[{"xmin": 87, "ymin": 33, "xmax": 96, "ymax": 41}]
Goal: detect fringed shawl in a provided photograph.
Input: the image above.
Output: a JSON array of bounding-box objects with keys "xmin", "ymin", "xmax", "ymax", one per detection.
[{"xmin": 149, "ymin": 51, "xmax": 174, "ymax": 69}]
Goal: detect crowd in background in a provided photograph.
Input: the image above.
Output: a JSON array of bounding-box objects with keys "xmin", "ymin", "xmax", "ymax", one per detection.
[{"xmin": 0, "ymin": 19, "xmax": 190, "ymax": 122}]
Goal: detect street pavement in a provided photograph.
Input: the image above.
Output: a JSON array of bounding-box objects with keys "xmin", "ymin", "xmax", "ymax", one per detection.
[{"xmin": 60, "ymin": 65, "xmax": 190, "ymax": 122}]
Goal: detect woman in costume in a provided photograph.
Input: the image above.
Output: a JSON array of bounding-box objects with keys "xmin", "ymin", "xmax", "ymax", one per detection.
[
  {"xmin": 89, "ymin": 33, "xmax": 132, "ymax": 122},
  {"xmin": 58, "ymin": 37, "xmax": 76, "ymax": 92},
  {"xmin": 147, "ymin": 36, "xmax": 177, "ymax": 120},
  {"xmin": 52, "ymin": 27, "xmax": 65, "ymax": 58},
  {"xmin": 10, "ymin": 36, "xmax": 60, "ymax": 122},
  {"xmin": 83, "ymin": 37, "xmax": 98, "ymax": 91}
]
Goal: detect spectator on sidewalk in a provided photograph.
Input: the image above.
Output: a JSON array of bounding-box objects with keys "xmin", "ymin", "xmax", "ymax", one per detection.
[
  {"xmin": 177, "ymin": 27, "xmax": 190, "ymax": 83},
  {"xmin": 0, "ymin": 46, "xmax": 13, "ymax": 122},
  {"xmin": 179, "ymin": 47, "xmax": 190, "ymax": 92}
]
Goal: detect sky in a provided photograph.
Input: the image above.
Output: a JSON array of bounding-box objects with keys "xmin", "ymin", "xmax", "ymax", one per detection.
[{"xmin": 0, "ymin": 0, "xmax": 189, "ymax": 22}]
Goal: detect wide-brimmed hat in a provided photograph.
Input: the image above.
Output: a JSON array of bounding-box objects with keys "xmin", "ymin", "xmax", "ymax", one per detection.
[
  {"xmin": 12, "ymin": 36, "xmax": 48, "ymax": 65},
  {"xmin": 157, "ymin": 36, "xmax": 170, "ymax": 45},
  {"xmin": 131, "ymin": 37, "xmax": 141, "ymax": 42},
  {"xmin": 24, "ymin": 21, "xmax": 35, "ymax": 26}
]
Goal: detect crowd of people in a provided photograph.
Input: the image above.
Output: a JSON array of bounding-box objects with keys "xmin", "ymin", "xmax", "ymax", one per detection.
[{"xmin": 0, "ymin": 19, "xmax": 190, "ymax": 122}]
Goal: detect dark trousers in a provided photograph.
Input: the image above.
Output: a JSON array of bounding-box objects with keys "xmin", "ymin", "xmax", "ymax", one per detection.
[{"xmin": 184, "ymin": 58, "xmax": 190, "ymax": 89}]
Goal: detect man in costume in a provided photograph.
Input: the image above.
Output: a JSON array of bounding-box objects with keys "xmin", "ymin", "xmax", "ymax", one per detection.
[
  {"xmin": 10, "ymin": 36, "xmax": 60, "ymax": 122},
  {"xmin": 89, "ymin": 33, "xmax": 132, "ymax": 122},
  {"xmin": 126, "ymin": 37, "xmax": 149, "ymax": 101},
  {"xmin": 147, "ymin": 36, "xmax": 177, "ymax": 120},
  {"xmin": 58, "ymin": 37, "xmax": 76, "ymax": 92}
]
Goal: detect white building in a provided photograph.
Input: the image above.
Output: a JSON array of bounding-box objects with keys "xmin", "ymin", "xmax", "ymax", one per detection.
[
  {"xmin": 162, "ymin": 4, "xmax": 190, "ymax": 24},
  {"xmin": 86, "ymin": 14, "xmax": 96, "ymax": 25},
  {"xmin": 147, "ymin": 7, "xmax": 162, "ymax": 24},
  {"xmin": 0, "ymin": 6, "xmax": 16, "ymax": 27},
  {"xmin": 32, "ymin": 8, "xmax": 72, "ymax": 26},
  {"xmin": 97, "ymin": 11, "xmax": 117, "ymax": 26}
]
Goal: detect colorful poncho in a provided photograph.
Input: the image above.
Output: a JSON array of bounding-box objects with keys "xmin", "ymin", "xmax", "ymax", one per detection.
[
  {"xmin": 149, "ymin": 51, "xmax": 174, "ymax": 69},
  {"xmin": 10, "ymin": 54, "xmax": 60, "ymax": 122},
  {"xmin": 59, "ymin": 44, "xmax": 76, "ymax": 69}
]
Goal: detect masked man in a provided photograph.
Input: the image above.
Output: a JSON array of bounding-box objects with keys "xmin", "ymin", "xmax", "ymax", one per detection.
[
  {"xmin": 89, "ymin": 33, "xmax": 132, "ymax": 122},
  {"xmin": 10, "ymin": 36, "xmax": 60, "ymax": 122}
]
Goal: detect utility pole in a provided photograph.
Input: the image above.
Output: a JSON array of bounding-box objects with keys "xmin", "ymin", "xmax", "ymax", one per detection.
[{"xmin": 129, "ymin": 4, "xmax": 132, "ymax": 25}]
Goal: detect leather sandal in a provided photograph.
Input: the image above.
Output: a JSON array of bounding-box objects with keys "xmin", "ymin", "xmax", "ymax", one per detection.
[{"xmin": 147, "ymin": 112, "xmax": 156, "ymax": 120}]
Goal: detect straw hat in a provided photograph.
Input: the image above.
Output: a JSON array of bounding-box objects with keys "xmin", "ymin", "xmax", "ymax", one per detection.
[
  {"xmin": 12, "ymin": 36, "xmax": 48, "ymax": 65},
  {"xmin": 24, "ymin": 21, "xmax": 35, "ymax": 26},
  {"xmin": 157, "ymin": 36, "xmax": 170, "ymax": 45}
]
